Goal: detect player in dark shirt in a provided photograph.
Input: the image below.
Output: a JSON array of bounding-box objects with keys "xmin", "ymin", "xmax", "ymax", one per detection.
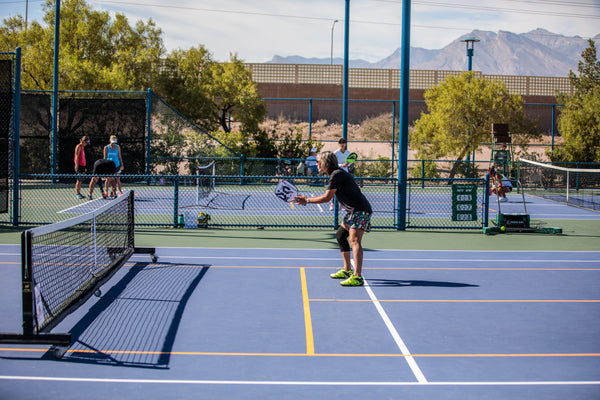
[
  {"xmin": 294, "ymin": 151, "xmax": 372, "ymax": 286},
  {"xmin": 88, "ymin": 159, "xmax": 117, "ymax": 200}
]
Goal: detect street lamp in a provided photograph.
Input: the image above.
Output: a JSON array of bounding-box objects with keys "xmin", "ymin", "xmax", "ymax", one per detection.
[
  {"xmin": 461, "ymin": 37, "xmax": 480, "ymax": 71},
  {"xmin": 330, "ymin": 19, "xmax": 339, "ymax": 64},
  {"xmin": 460, "ymin": 37, "xmax": 479, "ymax": 170}
]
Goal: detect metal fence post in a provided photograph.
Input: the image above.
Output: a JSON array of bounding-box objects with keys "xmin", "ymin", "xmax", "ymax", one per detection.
[
  {"xmin": 145, "ymin": 88, "xmax": 153, "ymax": 181},
  {"xmin": 12, "ymin": 48, "xmax": 22, "ymax": 226}
]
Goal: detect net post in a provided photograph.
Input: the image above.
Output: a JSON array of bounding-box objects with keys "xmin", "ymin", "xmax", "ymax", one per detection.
[
  {"xmin": 128, "ymin": 190, "xmax": 135, "ymax": 248},
  {"xmin": 566, "ymin": 170, "xmax": 570, "ymax": 202},
  {"xmin": 0, "ymin": 231, "xmax": 70, "ymax": 346},
  {"xmin": 21, "ymin": 230, "xmax": 35, "ymax": 336}
]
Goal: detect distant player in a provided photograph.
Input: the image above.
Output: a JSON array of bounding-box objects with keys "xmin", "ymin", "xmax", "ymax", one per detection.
[
  {"xmin": 490, "ymin": 170, "xmax": 513, "ymax": 202},
  {"xmin": 73, "ymin": 136, "xmax": 89, "ymax": 199},
  {"xmin": 88, "ymin": 159, "xmax": 117, "ymax": 200},
  {"xmin": 104, "ymin": 135, "xmax": 124, "ymax": 196}
]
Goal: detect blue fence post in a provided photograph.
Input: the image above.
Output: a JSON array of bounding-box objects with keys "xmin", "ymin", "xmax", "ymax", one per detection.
[
  {"xmin": 51, "ymin": 0, "xmax": 60, "ymax": 178},
  {"xmin": 145, "ymin": 88, "xmax": 153, "ymax": 181},
  {"xmin": 342, "ymin": 0, "xmax": 349, "ymax": 141},
  {"xmin": 173, "ymin": 176, "xmax": 179, "ymax": 228},
  {"xmin": 551, "ymin": 105, "xmax": 555, "ymax": 151},
  {"xmin": 421, "ymin": 159, "xmax": 425, "ymax": 188},
  {"xmin": 391, "ymin": 101, "xmax": 396, "ymax": 176},
  {"xmin": 397, "ymin": 0, "xmax": 411, "ymax": 231},
  {"xmin": 484, "ymin": 173, "xmax": 490, "ymax": 227},
  {"xmin": 333, "ymin": 198, "xmax": 339, "ymax": 229},
  {"xmin": 12, "ymin": 47, "xmax": 21, "ymax": 226},
  {"xmin": 308, "ymin": 99, "xmax": 313, "ymax": 140},
  {"xmin": 240, "ymin": 154, "xmax": 245, "ymax": 185}
]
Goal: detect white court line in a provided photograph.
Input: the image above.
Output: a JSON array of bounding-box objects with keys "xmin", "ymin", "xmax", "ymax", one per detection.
[
  {"xmin": 362, "ymin": 276, "xmax": 428, "ymax": 383},
  {"xmin": 1, "ymin": 376, "xmax": 598, "ymax": 386},
  {"xmin": 129, "ymin": 255, "xmax": 600, "ymax": 264}
]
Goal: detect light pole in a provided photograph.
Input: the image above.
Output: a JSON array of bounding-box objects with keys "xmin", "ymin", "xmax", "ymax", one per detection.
[
  {"xmin": 461, "ymin": 37, "xmax": 480, "ymax": 71},
  {"xmin": 461, "ymin": 37, "xmax": 479, "ymax": 170},
  {"xmin": 330, "ymin": 19, "xmax": 338, "ymax": 64}
]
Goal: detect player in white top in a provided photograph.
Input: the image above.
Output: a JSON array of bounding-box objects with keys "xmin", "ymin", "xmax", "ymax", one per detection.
[{"xmin": 334, "ymin": 137, "xmax": 351, "ymax": 172}]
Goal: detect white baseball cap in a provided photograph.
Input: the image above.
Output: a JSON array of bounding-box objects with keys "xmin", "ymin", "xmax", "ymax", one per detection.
[{"xmin": 310, "ymin": 147, "xmax": 317, "ymax": 152}]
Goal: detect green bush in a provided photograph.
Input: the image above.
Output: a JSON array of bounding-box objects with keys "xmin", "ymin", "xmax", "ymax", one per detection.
[{"xmin": 410, "ymin": 160, "xmax": 440, "ymax": 179}]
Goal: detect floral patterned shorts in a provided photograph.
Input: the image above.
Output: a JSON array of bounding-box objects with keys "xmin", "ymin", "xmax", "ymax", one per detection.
[{"xmin": 343, "ymin": 211, "xmax": 372, "ymax": 232}]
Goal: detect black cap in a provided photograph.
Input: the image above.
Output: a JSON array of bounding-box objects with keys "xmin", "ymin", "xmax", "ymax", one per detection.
[{"xmin": 338, "ymin": 138, "xmax": 347, "ymax": 144}]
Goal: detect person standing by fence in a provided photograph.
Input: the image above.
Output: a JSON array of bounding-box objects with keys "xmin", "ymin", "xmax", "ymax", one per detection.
[
  {"xmin": 74, "ymin": 136, "xmax": 89, "ymax": 199},
  {"xmin": 104, "ymin": 135, "xmax": 124, "ymax": 197}
]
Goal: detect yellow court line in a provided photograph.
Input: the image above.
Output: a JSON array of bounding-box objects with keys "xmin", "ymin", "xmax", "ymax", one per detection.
[
  {"xmin": 300, "ymin": 267, "xmax": 314, "ymax": 355},
  {"xmin": 1, "ymin": 348, "xmax": 598, "ymax": 358},
  {"xmin": 311, "ymin": 299, "xmax": 600, "ymax": 303}
]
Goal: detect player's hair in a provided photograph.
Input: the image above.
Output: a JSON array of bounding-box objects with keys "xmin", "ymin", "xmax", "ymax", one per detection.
[{"xmin": 317, "ymin": 151, "xmax": 338, "ymax": 174}]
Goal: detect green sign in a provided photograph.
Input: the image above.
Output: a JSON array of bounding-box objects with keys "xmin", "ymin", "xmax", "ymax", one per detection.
[{"xmin": 452, "ymin": 184, "xmax": 478, "ymax": 221}]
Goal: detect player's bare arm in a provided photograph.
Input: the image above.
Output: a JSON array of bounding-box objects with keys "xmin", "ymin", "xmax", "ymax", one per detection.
[{"xmin": 295, "ymin": 189, "xmax": 336, "ymax": 205}]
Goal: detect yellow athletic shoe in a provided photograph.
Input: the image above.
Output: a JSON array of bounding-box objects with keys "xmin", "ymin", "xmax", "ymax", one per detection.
[
  {"xmin": 330, "ymin": 269, "xmax": 353, "ymax": 279},
  {"xmin": 340, "ymin": 275, "xmax": 364, "ymax": 286}
]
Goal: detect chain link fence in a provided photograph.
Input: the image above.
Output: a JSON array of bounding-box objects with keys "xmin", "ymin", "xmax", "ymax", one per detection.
[
  {"xmin": 0, "ymin": 53, "xmax": 13, "ymax": 215},
  {"xmin": 6, "ymin": 172, "xmax": 488, "ymax": 231},
  {"xmin": 0, "ymin": 81, "xmax": 493, "ymax": 230}
]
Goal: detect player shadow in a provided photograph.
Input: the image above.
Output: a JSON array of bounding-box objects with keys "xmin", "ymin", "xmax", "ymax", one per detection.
[
  {"xmin": 40, "ymin": 262, "xmax": 210, "ymax": 369},
  {"xmin": 367, "ymin": 278, "xmax": 479, "ymax": 288}
]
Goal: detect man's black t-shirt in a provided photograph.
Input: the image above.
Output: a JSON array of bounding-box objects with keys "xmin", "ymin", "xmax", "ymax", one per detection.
[
  {"xmin": 327, "ymin": 168, "xmax": 372, "ymax": 214},
  {"xmin": 92, "ymin": 159, "xmax": 116, "ymax": 175}
]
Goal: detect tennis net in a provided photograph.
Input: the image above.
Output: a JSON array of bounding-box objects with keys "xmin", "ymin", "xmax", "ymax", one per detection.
[
  {"xmin": 0, "ymin": 190, "xmax": 155, "ymax": 348},
  {"xmin": 196, "ymin": 161, "xmax": 216, "ymax": 199},
  {"xmin": 518, "ymin": 158, "xmax": 600, "ymax": 211}
]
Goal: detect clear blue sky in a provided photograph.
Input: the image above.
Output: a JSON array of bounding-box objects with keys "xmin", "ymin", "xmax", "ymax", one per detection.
[{"xmin": 2, "ymin": 0, "xmax": 599, "ymax": 62}]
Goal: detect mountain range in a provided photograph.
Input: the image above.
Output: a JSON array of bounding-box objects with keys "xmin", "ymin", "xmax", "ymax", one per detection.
[{"xmin": 269, "ymin": 29, "xmax": 600, "ymax": 77}]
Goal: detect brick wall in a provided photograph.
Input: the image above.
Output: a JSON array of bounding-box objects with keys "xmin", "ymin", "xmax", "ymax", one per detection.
[{"xmin": 257, "ymin": 83, "xmax": 557, "ymax": 132}]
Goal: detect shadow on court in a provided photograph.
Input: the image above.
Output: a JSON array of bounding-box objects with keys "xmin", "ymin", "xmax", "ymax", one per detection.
[
  {"xmin": 40, "ymin": 262, "xmax": 210, "ymax": 369},
  {"xmin": 367, "ymin": 278, "xmax": 479, "ymax": 288}
]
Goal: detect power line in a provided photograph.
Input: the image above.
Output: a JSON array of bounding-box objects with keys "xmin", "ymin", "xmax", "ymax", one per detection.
[
  {"xmin": 376, "ymin": 0, "xmax": 599, "ymax": 9},
  {"xmin": 90, "ymin": 0, "xmax": 599, "ymax": 22},
  {"xmin": 410, "ymin": 0, "xmax": 600, "ymax": 19}
]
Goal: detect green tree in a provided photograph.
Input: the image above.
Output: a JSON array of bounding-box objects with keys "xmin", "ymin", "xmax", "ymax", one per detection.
[
  {"xmin": 0, "ymin": 0, "xmax": 164, "ymax": 90},
  {"xmin": 551, "ymin": 40, "xmax": 600, "ymax": 163},
  {"xmin": 411, "ymin": 72, "xmax": 540, "ymax": 177},
  {"xmin": 155, "ymin": 46, "xmax": 215, "ymax": 131},
  {"xmin": 206, "ymin": 54, "xmax": 266, "ymax": 133},
  {"xmin": 156, "ymin": 50, "xmax": 266, "ymax": 135},
  {"xmin": 567, "ymin": 39, "xmax": 600, "ymax": 96}
]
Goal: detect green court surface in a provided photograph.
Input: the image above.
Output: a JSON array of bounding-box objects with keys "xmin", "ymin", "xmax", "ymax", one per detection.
[{"xmin": 1, "ymin": 219, "xmax": 599, "ymax": 252}]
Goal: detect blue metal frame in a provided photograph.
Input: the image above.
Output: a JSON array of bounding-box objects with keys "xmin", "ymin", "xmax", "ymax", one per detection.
[
  {"xmin": 398, "ymin": 0, "xmax": 411, "ymax": 231},
  {"xmin": 12, "ymin": 48, "xmax": 21, "ymax": 226}
]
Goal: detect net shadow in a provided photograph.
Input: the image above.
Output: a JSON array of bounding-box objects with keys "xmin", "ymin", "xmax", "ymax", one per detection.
[
  {"xmin": 367, "ymin": 279, "xmax": 479, "ymax": 288},
  {"xmin": 44, "ymin": 262, "xmax": 210, "ymax": 368}
]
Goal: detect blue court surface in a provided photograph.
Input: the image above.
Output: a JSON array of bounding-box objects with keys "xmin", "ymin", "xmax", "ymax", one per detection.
[{"xmin": 1, "ymin": 244, "xmax": 599, "ymax": 400}]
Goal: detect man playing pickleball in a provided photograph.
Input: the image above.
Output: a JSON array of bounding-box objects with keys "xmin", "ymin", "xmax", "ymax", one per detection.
[{"xmin": 294, "ymin": 151, "xmax": 372, "ymax": 286}]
